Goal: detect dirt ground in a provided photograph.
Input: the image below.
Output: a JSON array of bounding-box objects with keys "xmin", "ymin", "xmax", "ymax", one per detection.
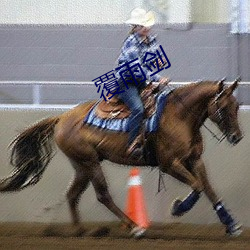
[{"xmin": 0, "ymin": 222, "xmax": 249, "ymax": 250}]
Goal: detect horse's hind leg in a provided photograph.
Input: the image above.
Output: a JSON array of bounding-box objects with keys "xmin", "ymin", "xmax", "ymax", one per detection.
[
  {"xmin": 44, "ymin": 160, "xmax": 90, "ymax": 237},
  {"xmin": 66, "ymin": 160, "xmax": 91, "ymax": 232},
  {"xmin": 90, "ymin": 164, "xmax": 144, "ymax": 236}
]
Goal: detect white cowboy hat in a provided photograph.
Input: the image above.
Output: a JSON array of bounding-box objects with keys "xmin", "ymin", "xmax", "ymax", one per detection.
[{"xmin": 125, "ymin": 8, "xmax": 155, "ymax": 27}]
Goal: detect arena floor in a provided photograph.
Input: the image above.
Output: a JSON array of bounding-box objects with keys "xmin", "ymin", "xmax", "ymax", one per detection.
[{"xmin": 0, "ymin": 222, "xmax": 249, "ymax": 249}]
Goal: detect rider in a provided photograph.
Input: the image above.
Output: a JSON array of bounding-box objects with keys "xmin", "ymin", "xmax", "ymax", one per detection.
[{"xmin": 116, "ymin": 8, "xmax": 168, "ymax": 157}]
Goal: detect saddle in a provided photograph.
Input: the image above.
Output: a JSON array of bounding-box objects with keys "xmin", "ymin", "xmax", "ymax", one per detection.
[{"xmin": 95, "ymin": 82, "xmax": 162, "ymax": 119}]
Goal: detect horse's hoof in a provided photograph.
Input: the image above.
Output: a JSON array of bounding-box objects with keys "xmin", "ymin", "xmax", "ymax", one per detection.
[
  {"xmin": 130, "ymin": 226, "xmax": 146, "ymax": 239},
  {"xmin": 226, "ymin": 222, "xmax": 243, "ymax": 237},
  {"xmin": 171, "ymin": 199, "xmax": 184, "ymax": 217}
]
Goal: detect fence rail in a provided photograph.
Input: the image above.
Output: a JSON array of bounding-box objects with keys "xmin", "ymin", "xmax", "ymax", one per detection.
[
  {"xmin": 0, "ymin": 81, "xmax": 250, "ymax": 105},
  {"xmin": 0, "ymin": 104, "xmax": 249, "ymax": 110},
  {"xmin": 1, "ymin": 81, "xmax": 250, "ymax": 85}
]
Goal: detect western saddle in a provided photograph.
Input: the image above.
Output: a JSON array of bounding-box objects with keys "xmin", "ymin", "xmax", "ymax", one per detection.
[{"xmin": 95, "ymin": 82, "xmax": 164, "ymax": 119}]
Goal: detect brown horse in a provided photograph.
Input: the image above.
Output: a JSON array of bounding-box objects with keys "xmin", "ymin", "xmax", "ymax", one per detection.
[{"xmin": 0, "ymin": 79, "xmax": 243, "ymax": 237}]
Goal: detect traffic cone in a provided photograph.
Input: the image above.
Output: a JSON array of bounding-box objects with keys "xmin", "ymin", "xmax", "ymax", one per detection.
[{"xmin": 125, "ymin": 168, "xmax": 150, "ymax": 228}]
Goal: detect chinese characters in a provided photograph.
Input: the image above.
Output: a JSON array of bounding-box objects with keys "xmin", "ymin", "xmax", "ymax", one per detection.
[{"xmin": 92, "ymin": 45, "xmax": 171, "ymax": 101}]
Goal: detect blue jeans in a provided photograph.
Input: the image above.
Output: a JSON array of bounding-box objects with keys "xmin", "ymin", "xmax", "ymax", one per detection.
[{"xmin": 118, "ymin": 84, "xmax": 144, "ymax": 146}]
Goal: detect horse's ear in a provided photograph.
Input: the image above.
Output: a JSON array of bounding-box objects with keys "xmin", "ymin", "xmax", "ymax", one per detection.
[
  {"xmin": 217, "ymin": 77, "xmax": 226, "ymax": 94},
  {"xmin": 225, "ymin": 77, "xmax": 240, "ymax": 96}
]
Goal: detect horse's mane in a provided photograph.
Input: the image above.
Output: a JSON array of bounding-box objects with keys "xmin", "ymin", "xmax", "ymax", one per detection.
[{"xmin": 171, "ymin": 81, "xmax": 218, "ymax": 102}]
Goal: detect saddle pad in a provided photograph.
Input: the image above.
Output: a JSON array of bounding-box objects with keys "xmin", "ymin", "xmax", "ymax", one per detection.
[{"xmin": 83, "ymin": 88, "xmax": 172, "ymax": 133}]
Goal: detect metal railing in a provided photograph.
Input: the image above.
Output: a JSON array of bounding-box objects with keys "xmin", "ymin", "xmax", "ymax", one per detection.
[{"xmin": 0, "ymin": 81, "xmax": 249, "ymax": 109}]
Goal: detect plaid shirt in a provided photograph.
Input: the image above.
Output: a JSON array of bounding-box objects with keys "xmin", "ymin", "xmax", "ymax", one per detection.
[{"xmin": 116, "ymin": 32, "xmax": 162, "ymax": 83}]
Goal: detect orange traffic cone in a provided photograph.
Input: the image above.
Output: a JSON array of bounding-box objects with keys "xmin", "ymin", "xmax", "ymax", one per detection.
[{"xmin": 125, "ymin": 168, "xmax": 150, "ymax": 228}]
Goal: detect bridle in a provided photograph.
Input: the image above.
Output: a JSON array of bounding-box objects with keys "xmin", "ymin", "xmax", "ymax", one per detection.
[{"xmin": 209, "ymin": 92, "xmax": 228, "ymax": 143}]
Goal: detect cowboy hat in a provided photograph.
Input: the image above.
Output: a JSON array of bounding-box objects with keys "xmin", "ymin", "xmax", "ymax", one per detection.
[{"xmin": 125, "ymin": 8, "xmax": 155, "ymax": 27}]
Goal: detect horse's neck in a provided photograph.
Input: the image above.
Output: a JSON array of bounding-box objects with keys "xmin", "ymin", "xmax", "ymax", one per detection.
[{"xmin": 177, "ymin": 83, "xmax": 218, "ymax": 128}]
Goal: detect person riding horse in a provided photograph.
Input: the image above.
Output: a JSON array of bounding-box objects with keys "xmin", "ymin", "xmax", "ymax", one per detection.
[
  {"xmin": 116, "ymin": 8, "xmax": 169, "ymax": 158},
  {"xmin": 3, "ymin": 78, "xmax": 243, "ymax": 237}
]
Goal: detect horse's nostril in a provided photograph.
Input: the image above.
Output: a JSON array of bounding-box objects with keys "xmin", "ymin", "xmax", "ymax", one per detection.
[
  {"xmin": 232, "ymin": 135, "xmax": 237, "ymax": 142},
  {"xmin": 231, "ymin": 134, "xmax": 243, "ymax": 144}
]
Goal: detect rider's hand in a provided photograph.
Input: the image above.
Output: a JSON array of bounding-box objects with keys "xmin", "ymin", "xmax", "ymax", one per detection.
[
  {"xmin": 159, "ymin": 77, "xmax": 169, "ymax": 85},
  {"xmin": 159, "ymin": 58, "xmax": 166, "ymax": 68},
  {"xmin": 154, "ymin": 58, "xmax": 167, "ymax": 69}
]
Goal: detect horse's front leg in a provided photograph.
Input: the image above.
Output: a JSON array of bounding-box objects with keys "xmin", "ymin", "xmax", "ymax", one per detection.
[
  {"xmin": 164, "ymin": 159, "xmax": 204, "ymax": 192},
  {"xmin": 164, "ymin": 158, "xmax": 203, "ymax": 217},
  {"xmin": 193, "ymin": 159, "xmax": 242, "ymax": 236},
  {"xmin": 171, "ymin": 158, "xmax": 242, "ymax": 236}
]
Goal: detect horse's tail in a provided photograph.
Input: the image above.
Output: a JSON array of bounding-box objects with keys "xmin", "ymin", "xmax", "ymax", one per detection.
[{"xmin": 0, "ymin": 116, "xmax": 60, "ymax": 192}]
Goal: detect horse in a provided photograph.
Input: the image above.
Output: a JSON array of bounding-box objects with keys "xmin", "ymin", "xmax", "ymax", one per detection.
[{"xmin": 0, "ymin": 78, "xmax": 243, "ymax": 237}]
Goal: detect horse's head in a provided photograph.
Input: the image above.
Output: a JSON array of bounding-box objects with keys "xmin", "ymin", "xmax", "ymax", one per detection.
[{"xmin": 208, "ymin": 78, "xmax": 243, "ymax": 145}]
